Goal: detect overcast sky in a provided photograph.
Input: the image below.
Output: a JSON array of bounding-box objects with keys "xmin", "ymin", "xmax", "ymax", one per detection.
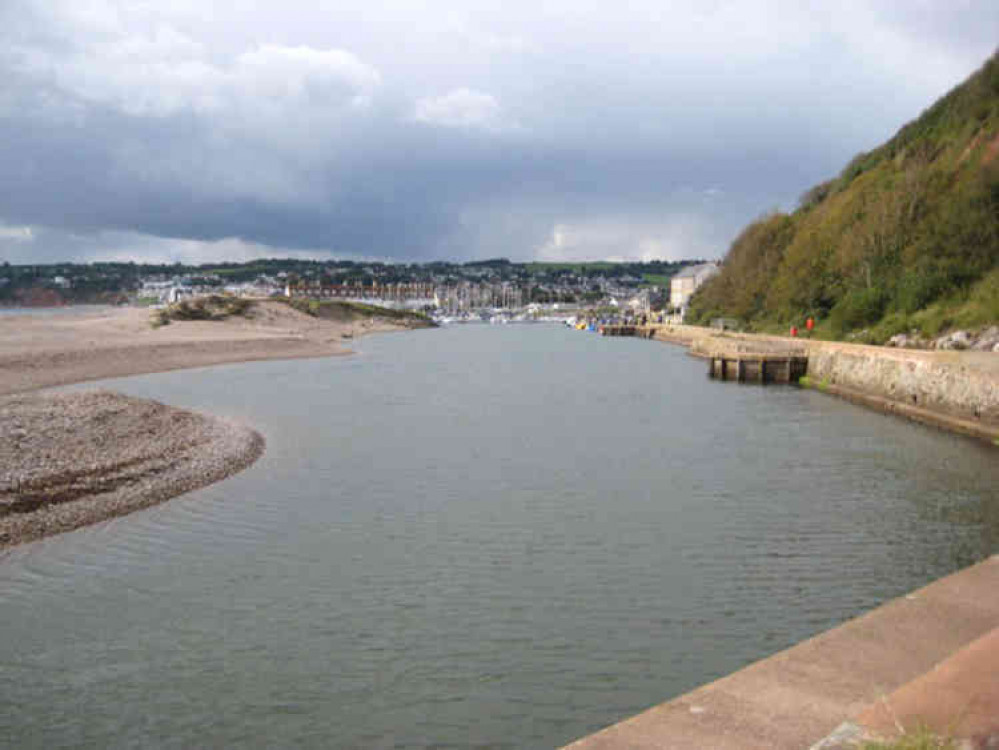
[{"xmin": 1, "ymin": 1, "xmax": 995, "ymax": 265}]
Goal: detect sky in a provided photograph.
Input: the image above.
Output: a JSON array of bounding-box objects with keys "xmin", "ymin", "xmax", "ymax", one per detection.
[{"xmin": 0, "ymin": 1, "xmax": 996, "ymax": 265}]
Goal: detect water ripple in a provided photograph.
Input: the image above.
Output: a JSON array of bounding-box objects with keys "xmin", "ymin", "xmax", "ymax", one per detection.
[{"xmin": 2, "ymin": 326, "xmax": 998, "ymax": 750}]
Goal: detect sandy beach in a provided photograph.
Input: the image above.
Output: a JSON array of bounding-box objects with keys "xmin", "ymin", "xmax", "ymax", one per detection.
[
  {"xmin": 0, "ymin": 300, "xmax": 405, "ymax": 397},
  {"xmin": 0, "ymin": 300, "xmax": 423, "ymax": 548}
]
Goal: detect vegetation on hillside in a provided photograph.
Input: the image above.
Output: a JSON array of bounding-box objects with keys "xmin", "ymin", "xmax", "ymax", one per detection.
[
  {"xmin": 688, "ymin": 51, "xmax": 999, "ymax": 342},
  {"xmin": 151, "ymin": 295, "xmax": 254, "ymax": 327}
]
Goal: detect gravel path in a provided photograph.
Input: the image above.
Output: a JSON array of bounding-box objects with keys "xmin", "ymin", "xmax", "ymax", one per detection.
[{"xmin": 1, "ymin": 390, "xmax": 264, "ymax": 549}]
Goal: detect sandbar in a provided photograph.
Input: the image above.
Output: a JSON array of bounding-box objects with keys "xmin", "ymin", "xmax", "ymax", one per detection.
[
  {"xmin": 0, "ymin": 300, "xmax": 401, "ymax": 397},
  {"xmin": 0, "ymin": 300, "xmax": 420, "ymax": 548},
  {"xmin": 1, "ymin": 390, "xmax": 264, "ymax": 548}
]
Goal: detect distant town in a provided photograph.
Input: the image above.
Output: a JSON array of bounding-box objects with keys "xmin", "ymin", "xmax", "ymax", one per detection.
[{"xmin": 0, "ymin": 257, "xmax": 720, "ymax": 322}]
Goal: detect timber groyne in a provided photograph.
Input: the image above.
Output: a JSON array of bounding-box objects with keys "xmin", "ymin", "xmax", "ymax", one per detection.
[{"xmin": 708, "ymin": 353, "xmax": 807, "ymax": 384}]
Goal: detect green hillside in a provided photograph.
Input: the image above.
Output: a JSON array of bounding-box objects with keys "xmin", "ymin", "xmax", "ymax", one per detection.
[{"xmin": 688, "ymin": 51, "xmax": 999, "ymax": 342}]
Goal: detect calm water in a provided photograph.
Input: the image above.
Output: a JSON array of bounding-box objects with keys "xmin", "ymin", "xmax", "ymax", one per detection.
[
  {"xmin": 2, "ymin": 325, "xmax": 998, "ymax": 749},
  {"xmin": 0, "ymin": 305, "xmax": 116, "ymax": 317}
]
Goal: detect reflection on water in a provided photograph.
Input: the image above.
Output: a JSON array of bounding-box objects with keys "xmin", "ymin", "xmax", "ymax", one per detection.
[{"xmin": 2, "ymin": 325, "xmax": 997, "ymax": 749}]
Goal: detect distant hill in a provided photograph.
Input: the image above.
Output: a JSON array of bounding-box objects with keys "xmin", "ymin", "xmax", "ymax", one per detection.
[{"xmin": 688, "ymin": 51, "xmax": 999, "ymax": 342}]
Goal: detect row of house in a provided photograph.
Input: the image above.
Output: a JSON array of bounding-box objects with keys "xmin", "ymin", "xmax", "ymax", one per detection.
[
  {"xmin": 285, "ymin": 280, "xmax": 525, "ymax": 311},
  {"xmin": 135, "ymin": 262, "xmax": 721, "ymax": 316},
  {"xmin": 287, "ymin": 280, "xmax": 436, "ymax": 306},
  {"xmin": 140, "ymin": 277, "xmax": 285, "ymax": 304}
]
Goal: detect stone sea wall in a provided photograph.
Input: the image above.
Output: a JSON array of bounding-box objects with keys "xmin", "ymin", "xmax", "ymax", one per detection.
[
  {"xmin": 804, "ymin": 343, "xmax": 999, "ymax": 433},
  {"xmin": 638, "ymin": 325, "xmax": 999, "ymax": 442}
]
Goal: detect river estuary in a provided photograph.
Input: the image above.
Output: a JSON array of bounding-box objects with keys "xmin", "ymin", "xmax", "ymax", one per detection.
[{"xmin": 2, "ymin": 324, "xmax": 997, "ymax": 749}]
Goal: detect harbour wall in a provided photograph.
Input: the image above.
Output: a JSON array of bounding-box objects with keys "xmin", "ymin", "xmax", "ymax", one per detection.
[
  {"xmin": 633, "ymin": 325, "xmax": 999, "ymax": 443},
  {"xmin": 802, "ymin": 342, "xmax": 999, "ymax": 441},
  {"xmin": 572, "ymin": 323, "xmax": 999, "ymax": 747}
]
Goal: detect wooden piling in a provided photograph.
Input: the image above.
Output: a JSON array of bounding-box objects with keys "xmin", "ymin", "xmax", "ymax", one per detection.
[{"xmin": 707, "ymin": 354, "xmax": 808, "ymax": 385}]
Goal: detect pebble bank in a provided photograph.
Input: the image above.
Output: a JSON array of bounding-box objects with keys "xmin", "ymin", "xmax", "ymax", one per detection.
[{"xmin": 1, "ymin": 390, "xmax": 265, "ymax": 548}]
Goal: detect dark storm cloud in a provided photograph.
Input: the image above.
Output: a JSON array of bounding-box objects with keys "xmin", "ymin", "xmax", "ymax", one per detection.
[{"xmin": 0, "ymin": 0, "xmax": 996, "ymax": 264}]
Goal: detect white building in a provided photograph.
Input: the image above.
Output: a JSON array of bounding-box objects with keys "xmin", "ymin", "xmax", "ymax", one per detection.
[
  {"xmin": 140, "ymin": 278, "xmax": 200, "ymax": 304},
  {"xmin": 669, "ymin": 263, "xmax": 720, "ymax": 319}
]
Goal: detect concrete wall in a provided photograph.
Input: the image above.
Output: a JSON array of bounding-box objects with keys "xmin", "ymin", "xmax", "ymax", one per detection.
[
  {"xmin": 640, "ymin": 325, "xmax": 999, "ymax": 441},
  {"xmin": 804, "ymin": 344, "xmax": 999, "ymax": 429},
  {"xmin": 564, "ymin": 556, "xmax": 999, "ymax": 750}
]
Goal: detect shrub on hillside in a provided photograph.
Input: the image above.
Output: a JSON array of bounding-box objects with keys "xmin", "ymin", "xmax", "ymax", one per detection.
[
  {"xmin": 828, "ymin": 287, "xmax": 888, "ymax": 335},
  {"xmin": 686, "ymin": 50, "xmax": 999, "ymax": 340},
  {"xmin": 152, "ymin": 295, "xmax": 254, "ymax": 326}
]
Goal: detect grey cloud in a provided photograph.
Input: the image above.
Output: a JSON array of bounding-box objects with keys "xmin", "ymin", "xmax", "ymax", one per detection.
[{"xmin": 1, "ymin": 0, "xmax": 997, "ymax": 264}]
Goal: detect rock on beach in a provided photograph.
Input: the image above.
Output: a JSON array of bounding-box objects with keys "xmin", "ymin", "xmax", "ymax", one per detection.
[{"xmin": 0, "ymin": 390, "xmax": 264, "ymax": 549}]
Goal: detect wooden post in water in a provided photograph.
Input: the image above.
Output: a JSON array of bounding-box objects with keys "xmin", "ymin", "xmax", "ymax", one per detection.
[{"xmin": 707, "ymin": 354, "xmax": 808, "ymax": 385}]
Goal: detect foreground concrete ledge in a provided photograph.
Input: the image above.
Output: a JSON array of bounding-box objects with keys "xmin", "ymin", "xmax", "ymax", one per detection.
[
  {"xmin": 563, "ymin": 556, "xmax": 999, "ymax": 750},
  {"xmin": 852, "ymin": 626, "xmax": 999, "ymax": 746}
]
